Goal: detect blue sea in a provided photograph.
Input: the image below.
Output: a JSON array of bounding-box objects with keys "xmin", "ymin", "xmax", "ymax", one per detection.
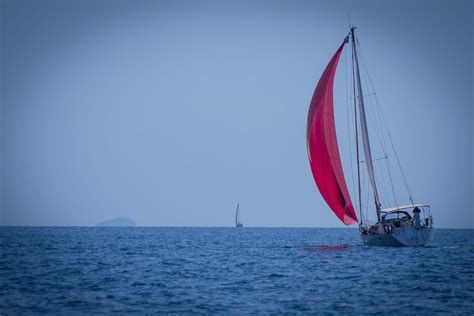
[{"xmin": 1, "ymin": 227, "xmax": 473, "ymax": 314}]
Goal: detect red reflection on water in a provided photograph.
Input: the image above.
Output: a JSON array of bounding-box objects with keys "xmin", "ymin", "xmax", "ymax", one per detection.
[{"xmin": 304, "ymin": 244, "xmax": 349, "ymax": 252}]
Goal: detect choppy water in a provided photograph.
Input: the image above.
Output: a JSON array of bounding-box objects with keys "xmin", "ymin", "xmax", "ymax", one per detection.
[{"xmin": 1, "ymin": 227, "xmax": 473, "ymax": 314}]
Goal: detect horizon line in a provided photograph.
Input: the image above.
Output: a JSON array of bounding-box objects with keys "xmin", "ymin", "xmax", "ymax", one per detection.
[{"xmin": 0, "ymin": 225, "xmax": 472, "ymax": 230}]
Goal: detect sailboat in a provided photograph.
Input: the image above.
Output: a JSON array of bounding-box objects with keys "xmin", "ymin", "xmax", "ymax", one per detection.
[
  {"xmin": 306, "ymin": 27, "xmax": 433, "ymax": 247},
  {"xmin": 235, "ymin": 203, "xmax": 243, "ymax": 228}
]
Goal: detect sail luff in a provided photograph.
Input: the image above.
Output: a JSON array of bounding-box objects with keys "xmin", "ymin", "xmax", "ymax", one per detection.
[{"xmin": 351, "ymin": 28, "xmax": 382, "ymax": 219}]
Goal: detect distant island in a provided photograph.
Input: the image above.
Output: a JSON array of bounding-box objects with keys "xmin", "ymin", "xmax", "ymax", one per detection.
[{"xmin": 96, "ymin": 217, "xmax": 136, "ymax": 227}]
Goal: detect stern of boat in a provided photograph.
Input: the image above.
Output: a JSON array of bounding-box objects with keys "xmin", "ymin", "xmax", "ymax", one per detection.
[{"xmin": 360, "ymin": 205, "xmax": 433, "ymax": 247}]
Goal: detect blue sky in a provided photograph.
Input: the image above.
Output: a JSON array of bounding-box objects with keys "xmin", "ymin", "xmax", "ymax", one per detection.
[{"xmin": 1, "ymin": 0, "xmax": 472, "ymax": 227}]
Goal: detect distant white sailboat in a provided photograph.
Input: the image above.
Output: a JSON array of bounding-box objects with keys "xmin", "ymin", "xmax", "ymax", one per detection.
[
  {"xmin": 235, "ymin": 203, "xmax": 243, "ymax": 228},
  {"xmin": 306, "ymin": 27, "xmax": 433, "ymax": 247}
]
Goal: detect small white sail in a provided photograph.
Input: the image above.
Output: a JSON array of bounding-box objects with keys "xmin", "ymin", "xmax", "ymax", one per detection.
[{"xmin": 235, "ymin": 203, "xmax": 243, "ymax": 227}]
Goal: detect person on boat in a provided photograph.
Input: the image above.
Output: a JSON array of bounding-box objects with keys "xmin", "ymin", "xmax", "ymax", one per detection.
[{"xmin": 413, "ymin": 207, "xmax": 421, "ymax": 228}]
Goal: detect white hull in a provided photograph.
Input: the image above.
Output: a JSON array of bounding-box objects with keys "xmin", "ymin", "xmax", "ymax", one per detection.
[{"xmin": 361, "ymin": 226, "xmax": 433, "ymax": 247}]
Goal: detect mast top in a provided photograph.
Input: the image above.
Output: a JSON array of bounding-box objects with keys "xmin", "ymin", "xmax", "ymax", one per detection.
[
  {"xmin": 344, "ymin": 26, "xmax": 356, "ymax": 43},
  {"xmin": 349, "ymin": 26, "xmax": 357, "ymax": 41}
]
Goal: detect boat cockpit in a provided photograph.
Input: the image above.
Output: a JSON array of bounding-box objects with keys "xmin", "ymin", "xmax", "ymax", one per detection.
[
  {"xmin": 379, "ymin": 204, "xmax": 432, "ymax": 229},
  {"xmin": 381, "ymin": 211, "xmax": 412, "ymax": 222}
]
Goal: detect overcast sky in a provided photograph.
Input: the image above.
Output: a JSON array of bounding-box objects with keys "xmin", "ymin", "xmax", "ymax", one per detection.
[{"xmin": 1, "ymin": 0, "xmax": 472, "ymax": 228}]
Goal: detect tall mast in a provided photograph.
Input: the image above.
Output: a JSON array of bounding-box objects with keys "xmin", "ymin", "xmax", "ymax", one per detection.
[
  {"xmin": 350, "ymin": 27, "xmax": 382, "ymax": 221},
  {"xmin": 350, "ymin": 29, "xmax": 363, "ymax": 225}
]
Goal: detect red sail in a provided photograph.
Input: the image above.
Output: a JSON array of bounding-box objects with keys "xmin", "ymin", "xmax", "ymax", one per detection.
[{"xmin": 307, "ymin": 41, "xmax": 358, "ymax": 225}]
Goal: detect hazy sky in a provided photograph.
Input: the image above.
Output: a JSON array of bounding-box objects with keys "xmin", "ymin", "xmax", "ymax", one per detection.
[{"xmin": 1, "ymin": 0, "xmax": 472, "ymax": 228}]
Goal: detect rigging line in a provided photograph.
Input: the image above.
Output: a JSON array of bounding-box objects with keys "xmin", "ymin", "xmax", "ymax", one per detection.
[
  {"xmin": 356, "ymin": 48, "xmax": 393, "ymax": 147},
  {"xmin": 368, "ymin": 93, "xmax": 391, "ymax": 159},
  {"xmin": 369, "ymin": 93, "xmax": 398, "ymax": 204},
  {"xmin": 375, "ymin": 161, "xmax": 389, "ymax": 207},
  {"xmin": 373, "ymin": 162, "xmax": 385, "ymax": 207},
  {"xmin": 344, "ymin": 44, "xmax": 357, "ymax": 208},
  {"xmin": 356, "ymin": 44, "xmax": 410, "ymax": 206},
  {"xmin": 360, "ymin": 156, "xmax": 388, "ymax": 163},
  {"xmin": 357, "ymin": 49, "xmax": 415, "ymax": 203},
  {"xmin": 349, "ymin": 93, "xmax": 377, "ymax": 99},
  {"xmin": 357, "ymin": 47, "xmax": 390, "ymax": 155},
  {"xmin": 365, "ymin": 86, "xmax": 388, "ymax": 154},
  {"xmin": 364, "ymin": 104, "xmax": 396, "ymax": 207},
  {"xmin": 365, "ymin": 175, "xmax": 370, "ymax": 214},
  {"xmin": 389, "ymin": 132, "xmax": 415, "ymax": 204},
  {"xmin": 355, "ymin": 43, "xmax": 395, "ymax": 209},
  {"xmin": 358, "ymin": 55, "xmax": 388, "ymax": 156},
  {"xmin": 369, "ymin": 95, "xmax": 390, "ymax": 156},
  {"xmin": 385, "ymin": 157, "xmax": 398, "ymax": 207},
  {"xmin": 360, "ymin": 159, "xmax": 365, "ymax": 212},
  {"xmin": 367, "ymin": 162, "xmax": 388, "ymax": 208},
  {"xmin": 373, "ymin": 95, "xmax": 389, "ymax": 148}
]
